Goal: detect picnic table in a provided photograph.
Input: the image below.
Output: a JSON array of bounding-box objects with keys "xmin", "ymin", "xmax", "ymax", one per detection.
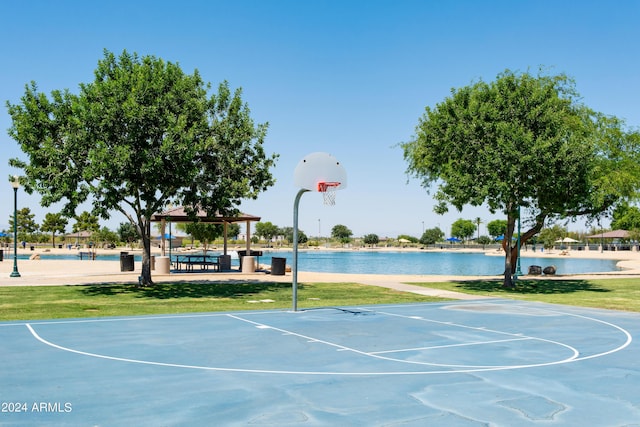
[{"xmin": 173, "ymin": 254, "xmax": 220, "ymax": 272}]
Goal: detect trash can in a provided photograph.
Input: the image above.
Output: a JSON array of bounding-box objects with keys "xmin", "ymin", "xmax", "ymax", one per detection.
[
  {"xmin": 156, "ymin": 256, "xmax": 170, "ymax": 274},
  {"xmin": 219, "ymin": 254, "xmax": 231, "ymax": 271},
  {"xmin": 242, "ymin": 255, "xmax": 256, "ymax": 273},
  {"xmin": 271, "ymin": 257, "xmax": 286, "ymax": 276},
  {"xmin": 120, "ymin": 252, "xmax": 134, "ymax": 272}
]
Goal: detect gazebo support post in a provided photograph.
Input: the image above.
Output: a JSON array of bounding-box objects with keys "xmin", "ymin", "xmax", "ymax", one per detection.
[
  {"xmin": 223, "ymin": 222, "xmax": 228, "ymax": 256},
  {"xmin": 160, "ymin": 218, "xmax": 167, "ymax": 256},
  {"xmin": 245, "ymin": 220, "xmax": 251, "ymax": 254}
]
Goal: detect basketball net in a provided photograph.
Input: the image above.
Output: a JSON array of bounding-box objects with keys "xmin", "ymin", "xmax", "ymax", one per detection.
[{"xmin": 317, "ymin": 182, "xmax": 340, "ymax": 206}]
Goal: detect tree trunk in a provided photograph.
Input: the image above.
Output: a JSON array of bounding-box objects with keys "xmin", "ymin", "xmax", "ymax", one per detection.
[
  {"xmin": 502, "ymin": 213, "xmax": 517, "ymax": 288},
  {"xmin": 504, "ymin": 213, "xmax": 546, "ymax": 287},
  {"xmin": 510, "ymin": 245, "xmax": 519, "ymax": 274},
  {"xmin": 139, "ymin": 217, "xmax": 153, "ymax": 286}
]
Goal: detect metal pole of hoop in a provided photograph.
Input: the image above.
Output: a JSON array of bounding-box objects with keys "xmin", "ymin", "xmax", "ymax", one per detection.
[{"xmin": 292, "ymin": 188, "xmax": 309, "ymax": 312}]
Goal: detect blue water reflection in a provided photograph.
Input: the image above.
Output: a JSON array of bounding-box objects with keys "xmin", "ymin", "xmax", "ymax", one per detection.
[
  {"xmin": 277, "ymin": 250, "xmax": 620, "ymax": 275},
  {"xmin": 19, "ymin": 250, "xmax": 620, "ymax": 275}
]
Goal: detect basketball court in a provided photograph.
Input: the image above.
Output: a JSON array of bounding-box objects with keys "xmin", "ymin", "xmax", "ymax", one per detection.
[
  {"xmin": 1, "ymin": 299, "xmax": 639, "ymax": 425},
  {"xmin": 3, "ymin": 153, "xmax": 639, "ymax": 425}
]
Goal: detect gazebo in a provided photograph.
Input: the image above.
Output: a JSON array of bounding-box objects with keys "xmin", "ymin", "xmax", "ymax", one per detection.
[
  {"xmin": 586, "ymin": 230, "xmax": 630, "ymax": 239},
  {"xmin": 150, "ymin": 206, "xmax": 261, "ymax": 258},
  {"xmin": 587, "ymin": 229, "xmax": 632, "ymax": 251},
  {"xmin": 65, "ymin": 230, "xmax": 94, "ymax": 247}
]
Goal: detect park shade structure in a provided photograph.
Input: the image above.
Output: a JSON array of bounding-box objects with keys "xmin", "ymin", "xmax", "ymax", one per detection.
[{"xmin": 151, "ymin": 206, "xmax": 261, "ymax": 257}]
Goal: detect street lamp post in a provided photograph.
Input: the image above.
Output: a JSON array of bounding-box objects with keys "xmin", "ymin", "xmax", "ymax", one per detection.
[
  {"xmin": 10, "ymin": 176, "xmax": 21, "ymax": 278},
  {"xmin": 166, "ymin": 204, "xmax": 173, "ymax": 269},
  {"xmin": 515, "ymin": 205, "xmax": 523, "ymax": 279}
]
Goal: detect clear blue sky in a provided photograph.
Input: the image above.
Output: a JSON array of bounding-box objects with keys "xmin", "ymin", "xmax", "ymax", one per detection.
[{"xmin": 1, "ymin": 0, "xmax": 639, "ymax": 238}]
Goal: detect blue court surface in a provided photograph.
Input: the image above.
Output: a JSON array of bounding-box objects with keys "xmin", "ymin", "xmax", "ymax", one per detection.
[{"xmin": 1, "ymin": 299, "xmax": 639, "ymax": 426}]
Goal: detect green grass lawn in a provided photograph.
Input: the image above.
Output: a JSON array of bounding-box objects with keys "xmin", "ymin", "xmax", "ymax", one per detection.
[
  {"xmin": 409, "ymin": 278, "xmax": 640, "ymax": 312},
  {"xmin": 0, "ymin": 281, "xmax": 443, "ymax": 321},
  {"xmin": 2, "ymin": 277, "xmax": 639, "ymax": 321}
]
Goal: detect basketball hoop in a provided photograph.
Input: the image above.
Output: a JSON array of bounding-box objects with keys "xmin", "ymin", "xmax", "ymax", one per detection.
[
  {"xmin": 293, "ymin": 153, "xmax": 347, "ymax": 311},
  {"xmin": 317, "ymin": 181, "xmax": 340, "ymax": 206}
]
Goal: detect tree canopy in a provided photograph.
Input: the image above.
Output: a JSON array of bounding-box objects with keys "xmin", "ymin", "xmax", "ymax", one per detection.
[
  {"xmin": 9, "ymin": 207, "xmax": 39, "ymax": 242},
  {"xmin": 93, "ymin": 226, "xmax": 119, "ymax": 248},
  {"xmin": 7, "ymin": 49, "xmax": 277, "ymax": 284},
  {"xmin": 363, "ymin": 233, "xmax": 379, "ymax": 246},
  {"xmin": 73, "ymin": 211, "xmax": 100, "ymax": 233},
  {"xmin": 611, "ymin": 202, "xmax": 640, "ymax": 231},
  {"xmin": 403, "ymin": 69, "xmax": 640, "ymax": 286},
  {"xmin": 420, "ymin": 227, "xmax": 444, "ymax": 245},
  {"xmin": 117, "ymin": 222, "xmax": 139, "ymax": 247},
  {"xmin": 331, "ymin": 224, "xmax": 352, "ymax": 245},
  {"xmin": 487, "ymin": 220, "xmax": 508, "ymax": 239},
  {"xmin": 538, "ymin": 225, "xmax": 566, "ymax": 249},
  {"xmin": 451, "ymin": 218, "xmax": 476, "ymax": 241},
  {"xmin": 184, "ymin": 222, "xmax": 223, "ymax": 254},
  {"xmin": 41, "ymin": 213, "xmax": 68, "ymax": 247},
  {"xmin": 255, "ymin": 221, "xmax": 279, "ymax": 242},
  {"xmin": 280, "ymin": 226, "xmax": 308, "ymax": 244}
]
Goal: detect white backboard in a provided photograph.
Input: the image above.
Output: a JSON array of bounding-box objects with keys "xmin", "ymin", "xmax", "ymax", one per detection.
[{"xmin": 293, "ymin": 152, "xmax": 347, "ymax": 192}]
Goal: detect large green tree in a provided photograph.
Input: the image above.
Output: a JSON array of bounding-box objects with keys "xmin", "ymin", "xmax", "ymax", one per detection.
[
  {"xmin": 73, "ymin": 211, "xmax": 100, "ymax": 233},
  {"xmin": 451, "ymin": 218, "xmax": 476, "ymax": 241},
  {"xmin": 254, "ymin": 221, "xmax": 279, "ymax": 243},
  {"xmin": 363, "ymin": 233, "xmax": 379, "ymax": 247},
  {"xmin": 9, "ymin": 207, "xmax": 39, "ymax": 242},
  {"xmin": 331, "ymin": 224, "xmax": 353, "ymax": 245},
  {"xmin": 184, "ymin": 222, "xmax": 223, "ymax": 255},
  {"xmin": 420, "ymin": 227, "xmax": 444, "ymax": 245},
  {"xmin": 538, "ymin": 225, "xmax": 566, "ymax": 250},
  {"xmin": 611, "ymin": 202, "xmax": 640, "ymax": 230},
  {"xmin": 403, "ymin": 69, "xmax": 640, "ymax": 287},
  {"xmin": 487, "ymin": 219, "xmax": 508, "ymax": 240},
  {"xmin": 280, "ymin": 226, "xmax": 307, "ymax": 244},
  {"xmin": 7, "ymin": 49, "xmax": 277, "ymax": 285},
  {"xmin": 41, "ymin": 212, "xmax": 68, "ymax": 247},
  {"xmin": 117, "ymin": 222, "xmax": 139, "ymax": 247},
  {"xmin": 93, "ymin": 226, "xmax": 119, "ymax": 248}
]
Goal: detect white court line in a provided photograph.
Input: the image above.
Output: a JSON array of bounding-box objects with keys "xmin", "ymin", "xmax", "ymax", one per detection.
[
  {"xmin": 22, "ymin": 302, "xmax": 633, "ymax": 376},
  {"xmin": 229, "ymin": 313, "xmax": 580, "ymax": 369},
  {"xmin": 370, "ymin": 337, "xmax": 534, "ymax": 354},
  {"xmin": 225, "ymin": 312, "xmax": 580, "ymax": 369}
]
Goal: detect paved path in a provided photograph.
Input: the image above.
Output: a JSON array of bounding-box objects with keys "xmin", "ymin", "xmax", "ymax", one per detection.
[{"xmin": 353, "ymin": 279, "xmax": 490, "ymax": 300}]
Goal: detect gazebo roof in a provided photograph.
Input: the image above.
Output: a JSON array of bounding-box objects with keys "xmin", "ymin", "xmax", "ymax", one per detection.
[
  {"xmin": 150, "ymin": 206, "xmax": 260, "ymax": 224},
  {"xmin": 586, "ymin": 230, "xmax": 630, "ymax": 239}
]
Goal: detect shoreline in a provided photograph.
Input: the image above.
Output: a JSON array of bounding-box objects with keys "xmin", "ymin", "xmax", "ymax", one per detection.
[{"xmin": 1, "ymin": 245, "xmax": 640, "ymax": 288}]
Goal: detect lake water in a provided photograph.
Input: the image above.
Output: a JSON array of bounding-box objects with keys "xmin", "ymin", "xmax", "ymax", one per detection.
[
  {"xmin": 264, "ymin": 250, "xmax": 619, "ymax": 275},
  {"xmin": 20, "ymin": 250, "xmax": 620, "ymax": 276}
]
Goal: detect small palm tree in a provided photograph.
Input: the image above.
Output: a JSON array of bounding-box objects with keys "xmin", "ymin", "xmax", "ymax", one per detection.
[{"xmin": 475, "ymin": 217, "xmax": 482, "ymax": 241}]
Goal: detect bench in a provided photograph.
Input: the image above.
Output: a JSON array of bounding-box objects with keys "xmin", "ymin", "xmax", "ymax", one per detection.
[
  {"xmin": 78, "ymin": 251, "xmax": 96, "ymax": 260},
  {"xmin": 174, "ymin": 255, "xmax": 220, "ymax": 272}
]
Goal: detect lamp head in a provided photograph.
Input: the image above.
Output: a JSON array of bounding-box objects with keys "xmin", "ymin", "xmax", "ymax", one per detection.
[{"xmin": 11, "ymin": 175, "xmax": 20, "ymax": 189}]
